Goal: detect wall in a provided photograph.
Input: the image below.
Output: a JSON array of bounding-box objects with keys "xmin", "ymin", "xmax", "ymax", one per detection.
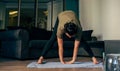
[
  {"xmin": 101, "ymin": 0, "xmax": 120, "ymax": 40},
  {"xmin": 79, "ymin": 0, "xmax": 120, "ymax": 40},
  {"xmin": 79, "ymin": 0, "xmax": 102, "ymax": 40}
]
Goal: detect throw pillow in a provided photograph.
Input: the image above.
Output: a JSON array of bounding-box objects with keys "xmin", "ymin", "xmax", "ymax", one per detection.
[{"xmin": 81, "ymin": 30, "xmax": 93, "ymax": 41}]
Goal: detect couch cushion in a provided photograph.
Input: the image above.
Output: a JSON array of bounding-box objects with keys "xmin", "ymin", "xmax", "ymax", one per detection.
[{"xmin": 29, "ymin": 40, "xmax": 74, "ymax": 49}]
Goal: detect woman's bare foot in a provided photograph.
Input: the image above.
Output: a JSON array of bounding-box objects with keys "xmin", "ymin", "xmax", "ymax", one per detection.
[
  {"xmin": 92, "ymin": 57, "xmax": 99, "ymax": 64},
  {"xmin": 37, "ymin": 56, "xmax": 44, "ymax": 64}
]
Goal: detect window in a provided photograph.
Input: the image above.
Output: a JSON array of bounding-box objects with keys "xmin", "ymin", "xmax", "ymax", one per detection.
[{"xmin": 6, "ymin": 0, "xmax": 48, "ymax": 30}]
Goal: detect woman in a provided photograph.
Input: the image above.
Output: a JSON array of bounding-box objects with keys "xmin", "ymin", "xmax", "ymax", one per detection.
[{"xmin": 37, "ymin": 10, "xmax": 98, "ymax": 64}]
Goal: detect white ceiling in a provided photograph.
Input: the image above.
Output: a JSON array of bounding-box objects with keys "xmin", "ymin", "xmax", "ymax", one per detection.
[{"xmin": 1, "ymin": 0, "xmax": 52, "ymax": 3}]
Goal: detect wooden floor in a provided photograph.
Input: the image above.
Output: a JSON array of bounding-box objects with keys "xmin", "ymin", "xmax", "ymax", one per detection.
[{"xmin": 0, "ymin": 56, "xmax": 103, "ymax": 71}]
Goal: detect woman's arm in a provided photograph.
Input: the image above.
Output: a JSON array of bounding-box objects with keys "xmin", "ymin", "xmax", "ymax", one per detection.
[
  {"xmin": 57, "ymin": 37, "xmax": 65, "ymax": 64},
  {"xmin": 66, "ymin": 40, "xmax": 80, "ymax": 64},
  {"xmin": 73, "ymin": 40, "xmax": 80, "ymax": 61},
  {"xmin": 57, "ymin": 37, "xmax": 80, "ymax": 64}
]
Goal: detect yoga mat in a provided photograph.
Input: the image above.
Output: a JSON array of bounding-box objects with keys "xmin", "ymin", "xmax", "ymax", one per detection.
[{"xmin": 27, "ymin": 61, "xmax": 103, "ymax": 68}]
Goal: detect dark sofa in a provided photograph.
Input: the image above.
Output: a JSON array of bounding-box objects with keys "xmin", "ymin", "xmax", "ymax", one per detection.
[{"xmin": 0, "ymin": 27, "xmax": 104, "ymax": 59}]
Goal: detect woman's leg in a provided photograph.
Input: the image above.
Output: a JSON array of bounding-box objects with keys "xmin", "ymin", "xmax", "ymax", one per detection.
[
  {"xmin": 82, "ymin": 41, "xmax": 94, "ymax": 57},
  {"xmin": 38, "ymin": 18, "xmax": 59, "ymax": 64},
  {"xmin": 81, "ymin": 39, "xmax": 99, "ymax": 64}
]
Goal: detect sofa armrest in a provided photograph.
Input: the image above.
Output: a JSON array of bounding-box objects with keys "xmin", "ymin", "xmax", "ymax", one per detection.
[
  {"xmin": 0, "ymin": 29, "xmax": 29, "ymax": 41},
  {"xmin": 0, "ymin": 29, "xmax": 29, "ymax": 59}
]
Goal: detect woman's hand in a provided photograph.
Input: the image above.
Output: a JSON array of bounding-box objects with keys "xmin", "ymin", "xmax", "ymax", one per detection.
[
  {"xmin": 65, "ymin": 40, "xmax": 80, "ymax": 64},
  {"xmin": 60, "ymin": 60, "xmax": 74, "ymax": 64},
  {"xmin": 60, "ymin": 61, "xmax": 66, "ymax": 64},
  {"xmin": 65, "ymin": 60, "xmax": 75, "ymax": 64}
]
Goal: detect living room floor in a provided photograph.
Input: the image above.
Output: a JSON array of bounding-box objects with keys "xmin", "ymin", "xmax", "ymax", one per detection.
[{"xmin": 0, "ymin": 56, "xmax": 103, "ymax": 71}]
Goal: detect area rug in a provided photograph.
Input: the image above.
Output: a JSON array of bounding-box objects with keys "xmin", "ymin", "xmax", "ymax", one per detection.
[{"xmin": 27, "ymin": 61, "xmax": 103, "ymax": 68}]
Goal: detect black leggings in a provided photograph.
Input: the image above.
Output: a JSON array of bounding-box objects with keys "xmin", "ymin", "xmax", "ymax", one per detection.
[
  {"xmin": 40, "ymin": 18, "xmax": 58, "ymax": 57},
  {"xmin": 80, "ymin": 38, "xmax": 94, "ymax": 57},
  {"xmin": 40, "ymin": 17, "xmax": 94, "ymax": 58}
]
